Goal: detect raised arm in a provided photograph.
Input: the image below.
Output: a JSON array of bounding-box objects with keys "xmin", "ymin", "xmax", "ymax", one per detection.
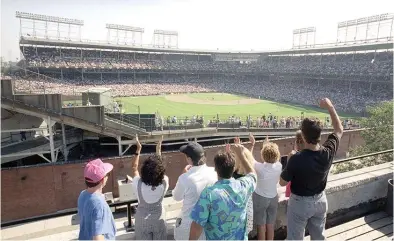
[
  {"xmin": 319, "ymin": 98, "xmax": 343, "ymax": 139},
  {"xmin": 248, "ymin": 133, "xmax": 256, "ymax": 153},
  {"xmin": 131, "ymin": 135, "xmax": 142, "ymax": 178},
  {"xmin": 156, "ymin": 135, "xmax": 163, "ymax": 156},
  {"xmin": 232, "ymin": 144, "xmax": 255, "ymax": 175}
]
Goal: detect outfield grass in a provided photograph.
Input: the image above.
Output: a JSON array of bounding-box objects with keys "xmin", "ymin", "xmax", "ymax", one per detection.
[{"xmin": 115, "ymin": 93, "xmax": 353, "ymax": 120}]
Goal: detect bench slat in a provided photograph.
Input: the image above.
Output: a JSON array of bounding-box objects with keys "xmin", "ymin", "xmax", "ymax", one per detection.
[
  {"xmin": 305, "ymin": 212, "xmax": 388, "ymax": 240},
  {"xmin": 349, "ymin": 224, "xmax": 393, "ymax": 241},
  {"xmin": 328, "ymin": 217, "xmax": 392, "ymax": 240}
]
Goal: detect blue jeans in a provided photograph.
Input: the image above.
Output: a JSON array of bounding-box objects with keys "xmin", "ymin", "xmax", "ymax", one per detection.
[{"xmin": 287, "ymin": 192, "xmax": 328, "ymax": 240}]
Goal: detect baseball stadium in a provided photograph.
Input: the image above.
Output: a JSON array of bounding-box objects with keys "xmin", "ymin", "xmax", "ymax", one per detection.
[{"xmin": 1, "ymin": 8, "xmax": 393, "ymax": 240}]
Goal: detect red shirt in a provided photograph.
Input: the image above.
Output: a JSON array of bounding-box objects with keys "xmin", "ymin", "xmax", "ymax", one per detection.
[{"xmin": 285, "ymin": 182, "xmax": 291, "ymax": 197}]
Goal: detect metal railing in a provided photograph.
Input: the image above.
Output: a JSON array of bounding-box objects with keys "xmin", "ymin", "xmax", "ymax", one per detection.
[
  {"xmin": 104, "ymin": 115, "xmax": 146, "ymax": 133},
  {"xmin": 109, "ymin": 112, "xmax": 340, "ymax": 134},
  {"xmin": 333, "ymin": 149, "xmax": 393, "ymax": 164},
  {"xmin": 1, "ymin": 149, "xmax": 392, "ymax": 228}
]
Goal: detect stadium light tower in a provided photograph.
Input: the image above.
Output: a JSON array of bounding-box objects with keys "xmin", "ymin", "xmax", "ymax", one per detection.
[
  {"xmin": 106, "ymin": 24, "xmax": 145, "ymax": 46},
  {"xmin": 152, "ymin": 29, "xmax": 179, "ymax": 48},
  {"xmin": 292, "ymin": 27, "xmax": 316, "ymax": 49},
  {"xmin": 336, "ymin": 13, "xmax": 394, "ymax": 44},
  {"xmin": 15, "ymin": 11, "xmax": 84, "ymax": 41}
]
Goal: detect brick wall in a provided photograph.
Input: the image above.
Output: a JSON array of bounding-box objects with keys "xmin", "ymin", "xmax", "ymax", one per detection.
[{"xmin": 1, "ymin": 129, "xmax": 364, "ymax": 222}]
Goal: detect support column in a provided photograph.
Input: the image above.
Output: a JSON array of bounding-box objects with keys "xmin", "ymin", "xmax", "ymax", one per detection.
[
  {"xmin": 117, "ymin": 136, "xmax": 122, "ymax": 156},
  {"xmin": 48, "ymin": 117, "xmax": 55, "ymax": 162},
  {"xmin": 62, "ymin": 123, "xmax": 68, "ymax": 161}
]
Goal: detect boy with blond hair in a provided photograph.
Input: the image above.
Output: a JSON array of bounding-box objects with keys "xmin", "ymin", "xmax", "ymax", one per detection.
[{"xmin": 252, "ymin": 136, "xmax": 282, "ymax": 240}]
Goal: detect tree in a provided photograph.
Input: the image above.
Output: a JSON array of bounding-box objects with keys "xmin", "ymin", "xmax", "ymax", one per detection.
[
  {"xmin": 332, "ymin": 101, "xmax": 393, "ymax": 174},
  {"xmin": 353, "ymin": 101, "xmax": 393, "ymax": 154}
]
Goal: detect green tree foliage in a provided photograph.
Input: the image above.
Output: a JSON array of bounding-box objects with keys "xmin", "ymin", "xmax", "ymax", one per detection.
[
  {"xmin": 353, "ymin": 101, "xmax": 393, "ymax": 154},
  {"xmin": 333, "ymin": 101, "xmax": 393, "ymax": 174}
]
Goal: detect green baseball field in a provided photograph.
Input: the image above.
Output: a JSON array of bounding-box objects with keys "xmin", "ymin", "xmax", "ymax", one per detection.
[{"xmin": 115, "ymin": 93, "xmax": 353, "ymax": 120}]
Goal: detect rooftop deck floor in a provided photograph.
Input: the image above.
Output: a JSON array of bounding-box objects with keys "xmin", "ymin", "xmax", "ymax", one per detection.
[{"xmin": 306, "ymin": 211, "xmax": 393, "ymax": 241}]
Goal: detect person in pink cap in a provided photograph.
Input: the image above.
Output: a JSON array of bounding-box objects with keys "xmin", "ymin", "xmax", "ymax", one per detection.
[{"xmin": 77, "ymin": 158, "xmax": 116, "ymax": 240}]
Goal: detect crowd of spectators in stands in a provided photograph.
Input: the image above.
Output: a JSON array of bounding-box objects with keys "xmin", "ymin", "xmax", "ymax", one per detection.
[
  {"xmin": 78, "ymin": 98, "xmax": 343, "ymax": 240},
  {"xmin": 22, "ymin": 47, "xmax": 393, "ymax": 79},
  {"xmin": 157, "ymin": 114, "xmax": 331, "ymax": 129},
  {"xmin": 8, "ymin": 47, "xmax": 392, "ymax": 115},
  {"xmin": 11, "ymin": 73, "xmax": 392, "ymax": 114}
]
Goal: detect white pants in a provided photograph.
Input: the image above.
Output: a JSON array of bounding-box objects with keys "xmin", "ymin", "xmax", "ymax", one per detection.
[{"xmin": 174, "ymin": 217, "xmax": 205, "ymax": 240}]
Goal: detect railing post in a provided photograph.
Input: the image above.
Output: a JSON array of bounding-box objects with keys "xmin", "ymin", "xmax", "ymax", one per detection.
[
  {"xmin": 117, "ymin": 135, "xmax": 122, "ymax": 157},
  {"xmin": 216, "ymin": 113, "xmax": 219, "ymax": 130},
  {"xmin": 138, "ymin": 105, "xmax": 141, "ymax": 127},
  {"xmin": 43, "ymin": 75, "xmax": 47, "ymax": 110},
  {"xmin": 48, "ymin": 116, "xmax": 55, "ymax": 162},
  {"xmin": 62, "ymin": 123, "xmax": 68, "ymax": 161},
  {"xmin": 123, "ymin": 203, "xmax": 135, "ymax": 232}
]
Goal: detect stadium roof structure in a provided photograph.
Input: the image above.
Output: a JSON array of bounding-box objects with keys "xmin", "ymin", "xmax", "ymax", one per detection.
[{"xmin": 19, "ymin": 36, "xmax": 393, "ymax": 55}]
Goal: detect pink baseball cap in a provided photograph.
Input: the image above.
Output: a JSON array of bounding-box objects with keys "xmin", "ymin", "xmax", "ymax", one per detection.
[{"xmin": 84, "ymin": 159, "xmax": 113, "ymax": 183}]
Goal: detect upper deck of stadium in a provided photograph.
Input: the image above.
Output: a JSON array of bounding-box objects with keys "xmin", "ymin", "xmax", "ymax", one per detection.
[{"xmin": 19, "ymin": 36, "xmax": 393, "ymax": 56}]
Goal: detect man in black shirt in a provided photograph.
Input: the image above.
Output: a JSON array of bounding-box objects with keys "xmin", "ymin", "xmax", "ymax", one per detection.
[{"xmin": 279, "ymin": 98, "xmax": 343, "ymax": 240}]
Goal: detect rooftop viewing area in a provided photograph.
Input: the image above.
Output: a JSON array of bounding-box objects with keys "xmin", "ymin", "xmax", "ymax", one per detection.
[
  {"xmin": 1, "ymin": 152, "xmax": 393, "ymax": 240},
  {"xmin": 1, "ymin": 1, "xmax": 394, "ymax": 240}
]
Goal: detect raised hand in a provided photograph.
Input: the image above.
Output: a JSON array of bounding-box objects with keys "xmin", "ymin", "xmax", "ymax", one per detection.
[
  {"xmin": 225, "ymin": 144, "xmax": 231, "ymax": 153},
  {"xmin": 135, "ymin": 134, "xmax": 142, "ymax": 153},
  {"xmin": 234, "ymin": 136, "xmax": 241, "ymax": 144},
  {"xmin": 158, "ymin": 135, "xmax": 163, "ymax": 147},
  {"xmin": 156, "ymin": 135, "xmax": 163, "ymax": 156},
  {"xmin": 249, "ymin": 133, "xmax": 256, "ymax": 146},
  {"xmin": 261, "ymin": 135, "xmax": 269, "ymax": 150},
  {"xmin": 232, "ymin": 144, "xmax": 245, "ymax": 156},
  {"xmin": 319, "ymin": 98, "xmax": 334, "ymax": 110},
  {"xmin": 263, "ymin": 135, "xmax": 269, "ymax": 144}
]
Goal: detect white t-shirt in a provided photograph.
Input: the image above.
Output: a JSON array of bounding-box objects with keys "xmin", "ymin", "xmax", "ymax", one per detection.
[
  {"xmin": 254, "ymin": 161, "xmax": 282, "ymax": 198},
  {"xmin": 132, "ymin": 175, "xmax": 169, "ymax": 204},
  {"xmin": 172, "ymin": 164, "xmax": 217, "ymax": 219}
]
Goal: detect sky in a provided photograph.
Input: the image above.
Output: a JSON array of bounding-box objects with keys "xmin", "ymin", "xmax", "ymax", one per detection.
[{"xmin": 1, "ymin": 0, "xmax": 393, "ymax": 61}]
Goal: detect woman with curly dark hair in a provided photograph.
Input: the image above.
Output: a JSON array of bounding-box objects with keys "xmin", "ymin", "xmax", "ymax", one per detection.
[{"xmin": 131, "ymin": 135, "xmax": 168, "ymax": 240}]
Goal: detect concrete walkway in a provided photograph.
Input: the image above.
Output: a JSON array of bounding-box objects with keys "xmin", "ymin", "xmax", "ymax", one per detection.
[{"xmin": 1, "ymin": 198, "xmax": 182, "ymax": 241}]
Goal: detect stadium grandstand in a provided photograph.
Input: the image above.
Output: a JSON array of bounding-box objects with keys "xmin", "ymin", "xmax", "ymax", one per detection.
[
  {"xmin": 14, "ymin": 37, "xmax": 393, "ymax": 114},
  {"xmin": 1, "ymin": 8, "xmax": 393, "ymax": 241}
]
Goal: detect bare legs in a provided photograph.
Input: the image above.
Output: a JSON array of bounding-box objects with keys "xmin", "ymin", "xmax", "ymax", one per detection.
[
  {"xmin": 257, "ymin": 224, "xmax": 274, "ymax": 240},
  {"xmin": 257, "ymin": 225, "xmax": 266, "ymax": 240},
  {"xmin": 266, "ymin": 224, "xmax": 274, "ymax": 240}
]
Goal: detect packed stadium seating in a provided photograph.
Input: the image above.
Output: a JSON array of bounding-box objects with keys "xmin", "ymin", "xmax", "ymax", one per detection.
[
  {"xmin": 13, "ymin": 46, "xmax": 394, "ymax": 114},
  {"xmin": 22, "ymin": 47, "xmax": 393, "ymax": 78}
]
